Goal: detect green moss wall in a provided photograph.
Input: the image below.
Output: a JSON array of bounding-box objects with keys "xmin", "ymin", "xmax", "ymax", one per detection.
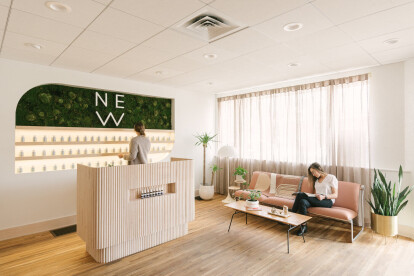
[{"xmin": 16, "ymin": 84, "xmax": 172, "ymax": 129}]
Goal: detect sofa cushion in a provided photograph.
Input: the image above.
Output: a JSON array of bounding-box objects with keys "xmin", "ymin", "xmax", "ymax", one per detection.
[
  {"xmin": 308, "ymin": 206, "xmax": 357, "ymax": 221},
  {"xmin": 334, "ymin": 181, "xmax": 361, "ymax": 213},
  {"xmin": 262, "ymin": 196, "xmax": 294, "ymax": 209}
]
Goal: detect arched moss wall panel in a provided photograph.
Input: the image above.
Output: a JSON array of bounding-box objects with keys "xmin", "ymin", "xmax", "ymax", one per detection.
[{"xmin": 16, "ymin": 84, "xmax": 172, "ymax": 129}]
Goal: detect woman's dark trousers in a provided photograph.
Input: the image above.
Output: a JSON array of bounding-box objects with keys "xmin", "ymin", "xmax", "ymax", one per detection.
[{"xmin": 291, "ymin": 192, "xmax": 333, "ymax": 215}]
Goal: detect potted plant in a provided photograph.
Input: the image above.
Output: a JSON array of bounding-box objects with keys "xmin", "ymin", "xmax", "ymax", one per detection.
[
  {"xmin": 199, "ymin": 164, "xmax": 221, "ymax": 200},
  {"xmin": 368, "ymin": 166, "xmax": 414, "ymax": 236},
  {"xmin": 195, "ymin": 132, "xmax": 217, "ymax": 200},
  {"xmin": 234, "ymin": 166, "xmax": 248, "ymax": 182},
  {"xmin": 238, "ymin": 190, "xmax": 261, "ymax": 208}
]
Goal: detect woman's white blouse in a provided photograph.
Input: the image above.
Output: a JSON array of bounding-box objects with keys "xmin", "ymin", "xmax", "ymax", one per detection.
[{"xmin": 315, "ymin": 174, "xmax": 338, "ymax": 204}]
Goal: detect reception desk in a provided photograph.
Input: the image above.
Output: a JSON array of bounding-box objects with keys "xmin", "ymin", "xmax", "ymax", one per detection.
[{"xmin": 77, "ymin": 158, "xmax": 194, "ymax": 263}]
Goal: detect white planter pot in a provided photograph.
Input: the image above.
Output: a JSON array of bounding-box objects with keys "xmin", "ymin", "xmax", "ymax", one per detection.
[
  {"xmin": 246, "ymin": 199, "xmax": 259, "ymax": 208},
  {"xmin": 235, "ymin": 175, "xmax": 244, "ymax": 182},
  {"xmin": 199, "ymin": 185, "xmax": 214, "ymax": 200}
]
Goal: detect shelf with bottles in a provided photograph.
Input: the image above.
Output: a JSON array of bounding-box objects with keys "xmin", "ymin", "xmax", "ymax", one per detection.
[
  {"xmin": 14, "ymin": 126, "xmax": 175, "ymax": 174},
  {"xmin": 129, "ymin": 183, "xmax": 176, "ymax": 200}
]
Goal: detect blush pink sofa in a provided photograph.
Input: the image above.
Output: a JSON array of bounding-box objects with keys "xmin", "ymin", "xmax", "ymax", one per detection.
[{"xmin": 234, "ymin": 171, "xmax": 365, "ymax": 242}]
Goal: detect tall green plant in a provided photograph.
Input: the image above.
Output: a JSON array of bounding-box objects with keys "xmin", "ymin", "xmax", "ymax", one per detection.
[
  {"xmin": 195, "ymin": 133, "xmax": 217, "ymax": 185},
  {"xmin": 368, "ymin": 166, "xmax": 414, "ymax": 216}
]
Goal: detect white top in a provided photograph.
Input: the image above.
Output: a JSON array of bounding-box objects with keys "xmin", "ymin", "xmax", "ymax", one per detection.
[{"xmin": 315, "ymin": 174, "xmax": 338, "ymax": 204}]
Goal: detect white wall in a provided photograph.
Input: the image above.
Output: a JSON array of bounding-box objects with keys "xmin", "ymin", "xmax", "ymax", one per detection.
[
  {"xmin": 0, "ymin": 58, "xmax": 215, "ymax": 231},
  {"xmin": 216, "ymin": 62, "xmax": 414, "ymax": 237}
]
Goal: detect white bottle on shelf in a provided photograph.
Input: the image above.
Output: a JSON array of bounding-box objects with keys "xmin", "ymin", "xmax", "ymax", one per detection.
[
  {"xmin": 91, "ymin": 136, "xmax": 94, "ymax": 142},
  {"xmin": 71, "ymin": 163, "xmax": 75, "ymax": 169},
  {"xmin": 19, "ymin": 150, "xmax": 24, "ymax": 157},
  {"xmin": 77, "ymin": 149, "xmax": 81, "ymax": 155},
  {"xmin": 53, "ymin": 165, "xmax": 57, "ymax": 170},
  {"xmin": 61, "ymin": 149, "xmax": 65, "ymax": 155},
  {"xmin": 104, "ymin": 136, "xmax": 108, "ymax": 141},
  {"xmin": 43, "ymin": 136, "xmax": 47, "ymax": 142},
  {"xmin": 33, "ymin": 136, "xmax": 37, "ymax": 142},
  {"xmin": 62, "ymin": 164, "xmax": 66, "ymax": 170},
  {"xmin": 97, "ymin": 136, "xmax": 101, "ymax": 142},
  {"xmin": 52, "ymin": 136, "xmax": 56, "ymax": 142},
  {"xmin": 43, "ymin": 165, "xmax": 47, "ymax": 172},
  {"xmin": 42, "ymin": 150, "xmax": 46, "ymax": 156},
  {"xmin": 84, "ymin": 149, "xmax": 88, "ymax": 154},
  {"xmin": 118, "ymin": 136, "xmax": 122, "ymax": 141},
  {"xmin": 68, "ymin": 136, "xmax": 72, "ymax": 142},
  {"xmin": 105, "ymin": 148, "xmax": 108, "ymax": 153},
  {"xmin": 20, "ymin": 136, "xmax": 25, "ymax": 142},
  {"xmin": 98, "ymin": 148, "xmax": 102, "ymax": 154},
  {"xmin": 52, "ymin": 149, "xmax": 56, "ymax": 156},
  {"xmin": 76, "ymin": 136, "xmax": 80, "ymax": 142},
  {"xmin": 60, "ymin": 136, "xmax": 64, "ymax": 142},
  {"xmin": 18, "ymin": 167, "xmax": 23, "ymax": 173},
  {"xmin": 124, "ymin": 136, "xmax": 128, "ymax": 141},
  {"xmin": 69, "ymin": 149, "xmax": 73, "ymax": 155},
  {"xmin": 84, "ymin": 136, "xmax": 88, "ymax": 142},
  {"xmin": 31, "ymin": 166, "xmax": 35, "ymax": 172},
  {"xmin": 91, "ymin": 148, "xmax": 95, "ymax": 154},
  {"xmin": 32, "ymin": 150, "xmax": 36, "ymax": 157}
]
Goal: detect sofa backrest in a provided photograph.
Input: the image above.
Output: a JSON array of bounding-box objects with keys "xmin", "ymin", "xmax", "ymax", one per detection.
[{"xmin": 249, "ymin": 171, "xmax": 361, "ymax": 212}]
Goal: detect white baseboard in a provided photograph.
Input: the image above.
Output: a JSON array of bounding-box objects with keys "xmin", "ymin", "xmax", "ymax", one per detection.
[
  {"xmin": 0, "ymin": 215, "xmax": 76, "ymax": 242},
  {"xmin": 399, "ymin": 225, "xmax": 414, "ymax": 240}
]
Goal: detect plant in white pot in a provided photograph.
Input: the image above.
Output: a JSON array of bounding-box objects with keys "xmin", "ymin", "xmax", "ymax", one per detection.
[
  {"xmin": 238, "ymin": 190, "xmax": 261, "ymax": 208},
  {"xmin": 368, "ymin": 166, "xmax": 414, "ymax": 236},
  {"xmin": 195, "ymin": 132, "xmax": 217, "ymax": 200},
  {"xmin": 234, "ymin": 166, "xmax": 248, "ymax": 189}
]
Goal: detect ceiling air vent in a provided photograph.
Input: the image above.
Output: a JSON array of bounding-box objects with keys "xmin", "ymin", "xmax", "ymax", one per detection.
[{"xmin": 174, "ymin": 9, "xmax": 245, "ymax": 42}]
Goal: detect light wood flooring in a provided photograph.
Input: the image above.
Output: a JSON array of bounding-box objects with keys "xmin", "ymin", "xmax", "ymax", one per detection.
[{"xmin": 0, "ymin": 195, "xmax": 413, "ymax": 276}]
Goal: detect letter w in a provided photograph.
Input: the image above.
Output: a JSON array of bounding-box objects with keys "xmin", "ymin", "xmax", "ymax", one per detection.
[{"xmin": 96, "ymin": 111, "xmax": 125, "ymax": 126}]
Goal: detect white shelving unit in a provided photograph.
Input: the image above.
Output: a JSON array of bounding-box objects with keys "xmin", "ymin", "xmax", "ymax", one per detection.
[{"xmin": 15, "ymin": 126, "xmax": 175, "ymax": 174}]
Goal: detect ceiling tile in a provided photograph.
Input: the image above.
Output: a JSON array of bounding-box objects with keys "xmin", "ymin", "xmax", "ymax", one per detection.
[
  {"xmin": 313, "ymin": 0, "xmax": 414, "ymax": 25},
  {"xmin": 149, "ymin": 56, "xmax": 204, "ymax": 73},
  {"xmin": 339, "ymin": 2, "xmax": 414, "ymax": 41},
  {"xmin": 52, "ymin": 46, "xmax": 115, "ymax": 72},
  {"xmin": 140, "ymin": 29, "xmax": 207, "ymax": 56},
  {"xmin": 211, "ymin": 28, "xmax": 276, "ymax": 55},
  {"xmin": 8, "ymin": 9, "xmax": 83, "ymax": 44},
  {"xmin": 88, "ymin": 7, "xmax": 164, "ymax": 44},
  {"xmin": 129, "ymin": 67, "xmax": 184, "ymax": 83},
  {"xmin": 0, "ymin": 29, "xmax": 4, "ymax": 47},
  {"xmin": 93, "ymin": 0, "xmax": 112, "ymax": 5},
  {"xmin": 2, "ymin": 31, "xmax": 67, "ymax": 56},
  {"xmin": 93, "ymin": 57, "xmax": 151, "ymax": 78},
  {"xmin": 371, "ymin": 44, "xmax": 414, "ymax": 64},
  {"xmin": 210, "ymin": 0, "xmax": 310, "ymax": 26},
  {"xmin": 0, "ymin": 5, "xmax": 10, "ymax": 29},
  {"xmin": 182, "ymin": 44, "xmax": 241, "ymax": 65},
  {"xmin": 0, "ymin": 45, "xmax": 57, "ymax": 65},
  {"xmin": 243, "ymin": 43, "xmax": 301, "ymax": 66},
  {"xmin": 284, "ymin": 27, "xmax": 355, "ymax": 55},
  {"xmin": 313, "ymin": 44, "xmax": 380, "ymax": 71},
  {"xmin": 0, "ymin": 0, "xmax": 11, "ymax": 7},
  {"xmin": 94, "ymin": 45, "xmax": 174, "ymax": 77},
  {"xmin": 253, "ymin": 4, "xmax": 333, "ymax": 43},
  {"xmin": 12, "ymin": 0, "xmax": 106, "ymax": 28},
  {"xmin": 71, "ymin": 30, "xmax": 135, "ymax": 56},
  {"xmin": 111, "ymin": 0, "xmax": 205, "ymax": 27},
  {"xmin": 199, "ymin": 0, "xmax": 215, "ymax": 3},
  {"xmin": 358, "ymin": 28, "xmax": 414, "ymax": 54}
]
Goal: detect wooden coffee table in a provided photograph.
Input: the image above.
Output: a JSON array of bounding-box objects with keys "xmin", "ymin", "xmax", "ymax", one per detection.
[{"xmin": 225, "ymin": 201, "xmax": 312, "ymax": 253}]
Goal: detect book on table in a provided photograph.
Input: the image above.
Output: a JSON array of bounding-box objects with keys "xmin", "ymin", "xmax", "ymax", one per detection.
[{"xmin": 246, "ymin": 206, "xmax": 262, "ymax": 211}]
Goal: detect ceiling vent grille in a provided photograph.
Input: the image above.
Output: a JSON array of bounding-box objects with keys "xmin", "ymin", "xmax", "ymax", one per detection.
[{"xmin": 175, "ymin": 10, "xmax": 245, "ymax": 42}]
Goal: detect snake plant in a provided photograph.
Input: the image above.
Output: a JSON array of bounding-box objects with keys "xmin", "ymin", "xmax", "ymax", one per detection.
[{"xmin": 368, "ymin": 166, "xmax": 414, "ymax": 216}]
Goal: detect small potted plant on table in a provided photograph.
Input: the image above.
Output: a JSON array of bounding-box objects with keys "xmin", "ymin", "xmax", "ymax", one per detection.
[{"xmin": 238, "ymin": 190, "xmax": 261, "ymax": 208}]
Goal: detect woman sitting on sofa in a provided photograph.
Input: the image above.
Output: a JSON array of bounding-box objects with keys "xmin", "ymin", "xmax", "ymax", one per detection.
[{"xmin": 292, "ymin": 162, "xmax": 338, "ymax": 236}]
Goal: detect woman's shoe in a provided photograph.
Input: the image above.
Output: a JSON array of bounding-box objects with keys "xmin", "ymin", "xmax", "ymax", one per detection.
[{"xmin": 296, "ymin": 224, "xmax": 308, "ymax": 236}]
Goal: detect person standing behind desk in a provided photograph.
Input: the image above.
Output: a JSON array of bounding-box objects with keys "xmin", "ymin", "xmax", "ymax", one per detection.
[{"xmin": 118, "ymin": 122, "xmax": 151, "ymax": 165}]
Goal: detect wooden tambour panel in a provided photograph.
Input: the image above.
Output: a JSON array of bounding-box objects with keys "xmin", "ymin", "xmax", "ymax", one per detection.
[{"xmin": 77, "ymin": 158, "xmax": 194, "ymax": 263}]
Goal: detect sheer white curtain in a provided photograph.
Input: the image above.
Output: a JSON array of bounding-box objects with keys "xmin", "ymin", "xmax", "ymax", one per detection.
[{"xmin": 217, "ymin": 74, "xmax": 370, "ymax": 225}]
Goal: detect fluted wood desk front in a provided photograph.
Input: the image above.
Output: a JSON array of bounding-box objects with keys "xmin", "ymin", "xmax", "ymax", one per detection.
[{"xmin": 77, "ymin": 158, "xmax": 194, "ymax": 263}]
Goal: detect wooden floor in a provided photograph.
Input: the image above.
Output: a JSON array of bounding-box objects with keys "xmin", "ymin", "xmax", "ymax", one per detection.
[{"xmin": 0, "ymin": 195, "xmax": 413, "ymax": 276}]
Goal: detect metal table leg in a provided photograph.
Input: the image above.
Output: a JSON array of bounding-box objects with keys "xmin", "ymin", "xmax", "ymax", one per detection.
[
  {"xmin": 228, "ymin": 210, "xmax": 244, "ymax": 232},
  {"xmin": 286, "ymin": 223, "xmax": 306, "ymax": 253}
]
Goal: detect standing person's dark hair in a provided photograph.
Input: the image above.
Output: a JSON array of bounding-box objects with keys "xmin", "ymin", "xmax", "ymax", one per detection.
[
  {"xmin": 134, "ymin": 122, "xmax": 146, "ymax": 136},
  {"xmin": 307, "ymin": 162, "xmax": 326, "ymax": 188}
]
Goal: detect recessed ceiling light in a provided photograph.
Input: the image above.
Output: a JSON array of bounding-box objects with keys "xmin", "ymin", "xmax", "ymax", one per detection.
[
  {"xmin": 24, "ymin": 43, "xmax": 43, "ymax": 50},
  {"xmin": 203, "ymin": 53, "xmax": 218, "ymax": 59},
  {"xmin": 45, "ymin": 1, "xmax": 72, "ymax": 13},
  {"xmin": 287, "ymin": 63, "xmax": 300, "ymax": 67},
  {"xmin": 383, "ymin": 38, "xmax": 399, "ymax": 45},
  {"xmin": 283, "ymin": 22, "xmax": 303, "ymax": 32},
  {"xmin": 155, "ymin": 71, "xmax": 163, "ymax": 76}
]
